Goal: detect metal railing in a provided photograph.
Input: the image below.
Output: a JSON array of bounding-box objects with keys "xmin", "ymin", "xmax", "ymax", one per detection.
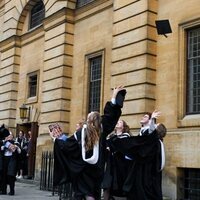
[
  {"xmin": 40, "ymin": 151, "xmax": 54, "ymax": 191},
  {"xmin": 40, "ymin": 151, "xmax": 74, "ymax": 199}
]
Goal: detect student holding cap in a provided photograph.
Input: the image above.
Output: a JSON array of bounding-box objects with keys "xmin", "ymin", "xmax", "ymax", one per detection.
[{"xmin": 50, "ymin": 86, "xmax": 126, "ymax": 200}]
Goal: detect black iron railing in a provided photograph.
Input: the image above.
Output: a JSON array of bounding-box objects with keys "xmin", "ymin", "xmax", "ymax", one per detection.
[
  {"xmin": 40, "ymin": 151, "xmax": 54, "ymax": 191},
  {"xmin": 40, "ymin": 151, "xmax": 74, "ymax": 199}
]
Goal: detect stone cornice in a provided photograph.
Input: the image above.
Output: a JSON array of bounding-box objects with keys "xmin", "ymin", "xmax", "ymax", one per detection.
[
  {"xmin": 43, "ymin": 7, "xmax": 75, "ymax": 31},
  {"xmin": 75, "ymin": 0, "xmax": 110, "ymax": 14},
  {"xmin": 0, "ymin": 35, "xmax": 21, "ymax": 52},
  {"xmin": 0, "ymin": 7, "xmax": 75, "ymax": 50},
  {"xmin": 75, "ymin": 0, "xmax": 112, "ymax": 22},
  {"xmin": 0, "ymin": 26, "xmax": 45, "ymax": 51},
  {"xmin": 21, "ymin": 25, "xmax": 44, "ymax": 46}
]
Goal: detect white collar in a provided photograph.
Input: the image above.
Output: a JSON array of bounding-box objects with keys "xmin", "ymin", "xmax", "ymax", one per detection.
[
  {"xmin": 159, "ymin": 140, "xmax": 165, "ymax": 171},
  {"xmin": 81, "ymin": 124, "xmax": 99, "ymax": 164}
]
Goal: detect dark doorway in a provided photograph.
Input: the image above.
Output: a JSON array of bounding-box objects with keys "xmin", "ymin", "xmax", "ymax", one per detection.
[{"xmin": 16, "ymin": 122, "xmax": 38, "ymax": 179}]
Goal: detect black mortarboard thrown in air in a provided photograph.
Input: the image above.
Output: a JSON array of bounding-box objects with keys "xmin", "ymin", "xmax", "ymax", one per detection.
[
  {"xmin": 116, "ymin": 89, "xmax": 127, "ymax": 108},
  {"xmin": 0, "ymin": 124, "xmax": 10, "ymax": 140},
  {"xmin": 155, "ymin": 20, "xmax": 172, "ymax": 37}
]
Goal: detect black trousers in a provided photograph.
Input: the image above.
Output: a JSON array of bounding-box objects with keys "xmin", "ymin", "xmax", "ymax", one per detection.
[{"xmin": 2, "ymin": 156, "xmax": 16, "ymax": 194}]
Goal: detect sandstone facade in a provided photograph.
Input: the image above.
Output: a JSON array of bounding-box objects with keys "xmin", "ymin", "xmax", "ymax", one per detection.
[{"xmin": 0, "ymin": 0, "xmax": 200, "ymax": 199}]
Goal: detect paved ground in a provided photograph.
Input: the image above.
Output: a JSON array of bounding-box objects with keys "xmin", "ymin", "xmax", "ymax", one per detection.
[
  {"xmin": 0, "ymin": 181, "xmax": 59, "ymax": 200},
  {"xmin": 0, "ymin": 180, "xmax": 127, "ymax": 200},
  {"xmin": 0, "ymin": 180, "xmax": 171, "ymax": 200}
]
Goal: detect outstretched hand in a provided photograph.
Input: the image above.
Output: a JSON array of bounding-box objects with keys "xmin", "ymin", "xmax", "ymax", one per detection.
[
  {"xmin": 112, "ymin": 85, "xmax": 125, "ymax": 99},
  {"xmin": 151, "ymin": 110, "xmax": 161, "ymax": 119},
  {"xmin": 49, "ymin": 125, "xmax": 63, "ymax": 140}
]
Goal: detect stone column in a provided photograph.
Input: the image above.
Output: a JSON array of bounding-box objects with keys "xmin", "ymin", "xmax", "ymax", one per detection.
[
  {"xmin": 40, "ymin": 8, "xmax": 74, "ymax": 135},
  {"xmin": 0, "ymin": 36, "xmax": 20, "ymax": 132},
  {"xmin": 34, "ymin": 8, "xmax": 75, "ymax": 179},
  {"xmin": 111, "ymin": 0, "xmax": 158, "ymax": 128}
]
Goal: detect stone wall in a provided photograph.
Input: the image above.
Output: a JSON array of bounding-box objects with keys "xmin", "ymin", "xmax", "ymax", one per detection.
[{"xmin": 1, "ymin": 0, "xmax": 200, "ymax": 199}]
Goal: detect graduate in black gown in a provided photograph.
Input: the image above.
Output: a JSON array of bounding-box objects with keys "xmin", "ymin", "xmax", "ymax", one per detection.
[
  {"xmin": 108, "ymin": 111, "xmax": 165, "ymax": 200},
  {"xmin": 50, "ymin": 86, "xmax": 126, "ymax": 200},
  {"xmin": 102, "ymin": 119, "xmax": 132, "ymax": 199},
  {"xmin": 1, "ymin": 134, "xmax": 21, "ymax": 195},
  {"xmin": 0, "ymin": 124, "xmax": 10, "ymax": 194}
]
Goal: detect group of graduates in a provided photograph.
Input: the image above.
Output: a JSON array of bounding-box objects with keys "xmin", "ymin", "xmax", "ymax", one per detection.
[
  {"xmin": 50, "ymin": 86, "xmax": 167, "ymax": 200},
  {"xmin": 0, "ymin": 125, "xmax": 30, "ymax": 196}
]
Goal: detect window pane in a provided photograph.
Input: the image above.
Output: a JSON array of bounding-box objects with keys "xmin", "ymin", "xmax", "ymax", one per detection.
[
  {"xmin": 178, "ymin": 168, "xmax": 200, "ymax": 200},
  {"xmin": 186, "ymin": 27, "xmax": 200, "ymax": 114},
  {"xmin": 30, "ymin": 1, "xmax": 45, "ymax": 29},
  {"xmin": 29, "ymin": 75, "xmax": 37, "ymax": 97},
  {"xmin": 88, "ymin": 56, "xmax": 102, "ymax": 112}
]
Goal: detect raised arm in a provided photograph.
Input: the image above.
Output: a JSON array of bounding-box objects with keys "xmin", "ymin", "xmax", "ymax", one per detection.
[
  {"xmin": 101, "ymin": 86, "xmax": 126, "ymax": 137},
  {"xmin": 149, "ymin": 110, "xmax": 161, "ymax": 134}
]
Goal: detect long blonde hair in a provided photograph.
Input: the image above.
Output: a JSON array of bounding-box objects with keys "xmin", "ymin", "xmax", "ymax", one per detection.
[{"xmin": 85, "ymin": 111, "xmax": 101, "ymax": 151}]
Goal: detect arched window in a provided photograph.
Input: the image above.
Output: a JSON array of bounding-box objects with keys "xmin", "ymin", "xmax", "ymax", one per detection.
[{"xmin": 30, "ymin": 1, "xmax": 45, "ymax": 29}]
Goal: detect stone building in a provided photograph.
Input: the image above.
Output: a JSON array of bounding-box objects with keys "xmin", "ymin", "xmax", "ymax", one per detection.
[{"xmin": 0, "ymin": 0, "xmax": 200, "ymax": 199}]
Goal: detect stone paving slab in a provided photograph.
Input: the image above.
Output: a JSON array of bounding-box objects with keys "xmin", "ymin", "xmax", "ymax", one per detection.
[
  {"xmin": 0, "ymin": 181, "xmax": 59, "ymax": 200},
  {"xmin": 0, "ymin": 180, "xmax": 171, "ymax": 200}
]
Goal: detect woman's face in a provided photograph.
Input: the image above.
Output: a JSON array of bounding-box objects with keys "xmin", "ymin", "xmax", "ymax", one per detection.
[
  {"xmin": 28, "ymin": 131, "xmax": 32, "ymax": 138},
  {"xmin": 76, "ymin": 123, "xmax": 82, "ymax": 130},
  {"xmin": 19, "ymin": 131, "xmax": 23, "ymax": 137},
  {"xmin": 115, "ymin": 120, "xmax": 124, "ymax": 129}
]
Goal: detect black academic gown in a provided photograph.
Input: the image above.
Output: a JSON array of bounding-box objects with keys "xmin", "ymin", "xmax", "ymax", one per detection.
[
  {"xmin": 0, "ymin": 141, "xmax": 3, "ymax": 192},
  {"xmin": 53, "ymin": 102, "xmax": 121, "ymax": 199},
  {"xmin": 109, "ymin": 131, "xmax": 163, "ymax": 200},
  {"xmin": 102, "ymin": 133, "xmax": 132, "ymax": 197}
]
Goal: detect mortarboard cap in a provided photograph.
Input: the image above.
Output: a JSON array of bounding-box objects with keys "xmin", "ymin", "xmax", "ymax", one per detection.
[
  {"xmin": 155, "ymin": 20, "xmax": 172, "ymax": 37},
  {"xmin": 116, "ymin": 89, "xmax": 127, "ymax": 108}
]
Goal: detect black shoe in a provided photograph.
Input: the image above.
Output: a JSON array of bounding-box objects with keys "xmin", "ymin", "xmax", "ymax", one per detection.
[
  {"xmin": 0, "ymin": 191, "xmax": 7, "ymax": 195},
  {"xmin": 8, "ymin": 191, "xmax": 15, "ymax": 195}
]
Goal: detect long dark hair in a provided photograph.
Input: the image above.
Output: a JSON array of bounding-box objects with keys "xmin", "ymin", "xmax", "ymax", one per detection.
[
  {"xmin": 85, "ymin": 111, "xmax": 101, "ymax": 151},
  {"xmin": 156, "ymin": 123, "xmax": 167, "ymax": 141},
  {"xmin": 121, "ymin": 120, "xmax": 130, "ymax": 133}
]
